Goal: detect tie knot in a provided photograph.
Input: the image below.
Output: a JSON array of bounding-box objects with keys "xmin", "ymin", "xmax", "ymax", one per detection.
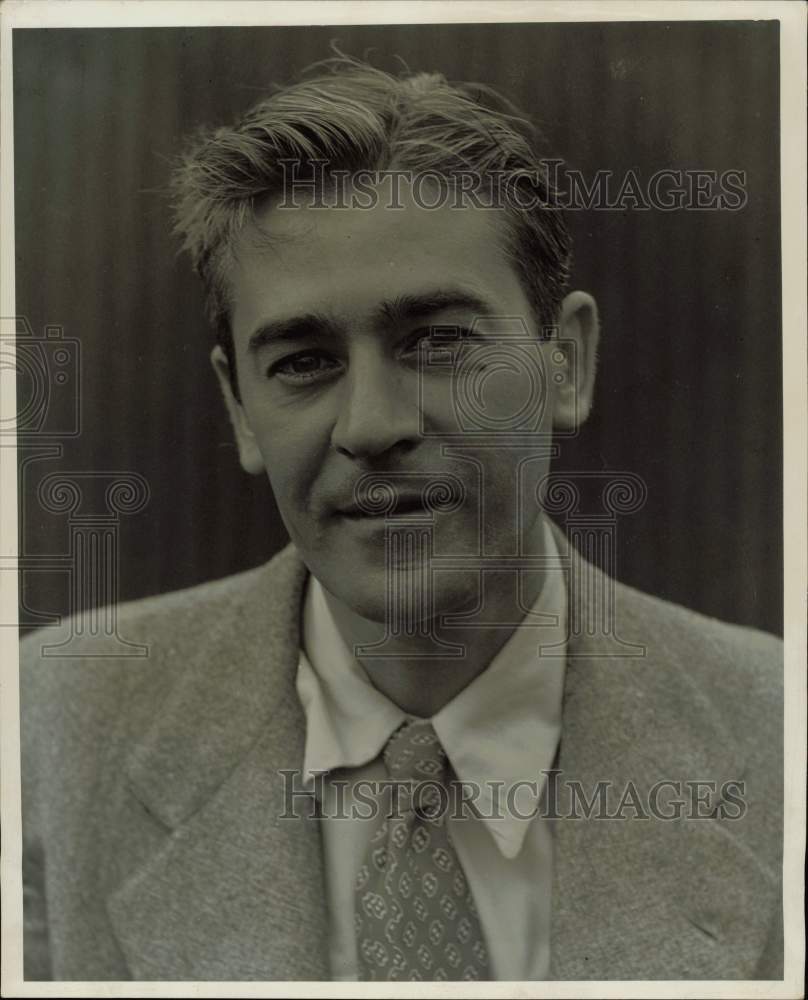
[{"xmin": 383, "ymin": 718, "xmax": 447, "ymax": 784}]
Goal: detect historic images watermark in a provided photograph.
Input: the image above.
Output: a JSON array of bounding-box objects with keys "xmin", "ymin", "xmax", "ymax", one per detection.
[
  {"xmin": 278, "ymin": 160, "xmax": 748, "ymax": 212},
  {"xmin": 3, "ymin": 316, "xmax": 150, "ymax": 654},
  {"xmin": 279, "ymin": 770, "xmax": 748, "ymax": 822}
]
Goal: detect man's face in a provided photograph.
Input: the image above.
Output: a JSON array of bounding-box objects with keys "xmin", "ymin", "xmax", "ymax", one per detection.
[{"xmin": 217, "ymin": 185, "xmax": 593, "ymax": 623}]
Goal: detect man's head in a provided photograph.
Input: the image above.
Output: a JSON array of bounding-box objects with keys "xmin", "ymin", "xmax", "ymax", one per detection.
[{"xmin": 171, "ymin": 57, "xmax": 598, "ymax": 622}]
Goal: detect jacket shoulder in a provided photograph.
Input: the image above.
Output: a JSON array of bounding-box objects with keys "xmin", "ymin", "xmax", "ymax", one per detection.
[
  {"xmin": 612, "ymin": 580, "xmax": 783, "ymax": 753},
  {"xmin": 617, "ymin": 580, "xmax": 782, "ymax": 683},
  {"xmin": 19, "ymin": 544, "xmax": 304, "ymax": 748}
]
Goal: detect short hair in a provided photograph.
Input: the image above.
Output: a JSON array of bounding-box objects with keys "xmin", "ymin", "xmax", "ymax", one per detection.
[{"xmin": 171, "ymin": 56, "xmax": 572, "ymax": 400}]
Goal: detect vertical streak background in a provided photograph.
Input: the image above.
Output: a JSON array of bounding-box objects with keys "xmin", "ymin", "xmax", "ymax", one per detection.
[{"xmin": 13, "ymin": 22, "xmax": 782, "ymax": 635}]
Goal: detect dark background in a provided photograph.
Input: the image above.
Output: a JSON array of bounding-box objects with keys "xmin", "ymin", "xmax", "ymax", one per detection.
[{"xmin": 13, "ymin": 21, "xmax": 782, "ymax": 636}]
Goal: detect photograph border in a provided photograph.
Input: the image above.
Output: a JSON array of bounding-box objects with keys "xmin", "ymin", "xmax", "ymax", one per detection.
[{"xmin": 1, "ymin": 3, "xmax": 804, "ymax": 998}]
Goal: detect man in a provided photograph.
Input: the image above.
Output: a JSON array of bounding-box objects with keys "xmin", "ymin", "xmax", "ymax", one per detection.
[{"xmin": 20, "ymin": 58, "xmax": 783, "ymax": 982}]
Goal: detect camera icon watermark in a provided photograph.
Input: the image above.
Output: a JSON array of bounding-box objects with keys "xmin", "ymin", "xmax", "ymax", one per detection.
[
  {"xmin": 417, "ymin": 315, "xmax": 578, "ymax": 440},
  {"xmin": 4, "ymin": 316, "xmax": 150, "ymax": 653},
  {"xmin": 0, "ymin": 317, "xmax": 81, "ymax": 438}
]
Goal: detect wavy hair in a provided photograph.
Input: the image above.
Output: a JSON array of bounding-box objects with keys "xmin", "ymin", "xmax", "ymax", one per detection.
[{"xmin": 171, "ymin": 56, "xmax": 572, "ymax": 397}]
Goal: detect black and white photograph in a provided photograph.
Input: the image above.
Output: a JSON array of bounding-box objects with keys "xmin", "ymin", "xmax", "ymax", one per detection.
[{"xmin": 1, "ymin": 1, "xmax": 804, "ymax": 994}]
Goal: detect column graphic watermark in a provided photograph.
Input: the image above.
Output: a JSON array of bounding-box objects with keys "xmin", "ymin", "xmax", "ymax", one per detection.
[{"xmin": 2, "ymin": 316, "xmax": 150, "ymax": 655}]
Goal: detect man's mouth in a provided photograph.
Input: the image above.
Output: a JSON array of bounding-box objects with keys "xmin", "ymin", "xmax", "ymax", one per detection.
[
  {"xmin": 339, "ymin": 493, "xmax": 432, "ymax": 519},
  {"xmin": 333, "ymin": 473, "xmax": 466, "ymax": 522}
]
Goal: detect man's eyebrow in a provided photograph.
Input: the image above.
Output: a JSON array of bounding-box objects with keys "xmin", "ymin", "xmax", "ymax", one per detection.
[
  {"xmin": 246, "ymin": 290, "xmax": 494, "ymax": 353},
  {"xmin": 375, "ymin": 290, "xmax": 495, "ymax": 326},
  {"xmin": 247, "ymin": 313, "xmax": 340, "ymax": 353}
]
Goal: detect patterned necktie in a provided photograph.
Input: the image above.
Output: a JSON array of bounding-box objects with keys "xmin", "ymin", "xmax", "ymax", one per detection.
[{"xmin": 353, "ymin": 718, "xmax": 491, "ymax": 981}]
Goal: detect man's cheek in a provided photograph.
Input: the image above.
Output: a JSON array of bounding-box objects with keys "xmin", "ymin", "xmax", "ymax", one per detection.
[{"xmin": 266, "ymin": 469, "xmax": 313, "ymax": 529}]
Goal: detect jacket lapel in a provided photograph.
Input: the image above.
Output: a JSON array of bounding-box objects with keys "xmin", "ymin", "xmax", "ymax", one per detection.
[
  {"xmin": 107, "ymin": 546, "xmax": 330, "ymax": 980},
  {"xmin": 547, "ymin": 525, "xmax": 774, "ymax": 979}
]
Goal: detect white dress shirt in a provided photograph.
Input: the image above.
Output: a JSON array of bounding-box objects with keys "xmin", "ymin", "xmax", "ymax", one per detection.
[{"xmin": 295, "ymin": 521, "xmax": 567, "ymax": 980}]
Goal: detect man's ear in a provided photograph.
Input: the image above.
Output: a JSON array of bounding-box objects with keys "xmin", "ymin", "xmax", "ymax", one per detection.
[
  {"xmin": 551, "ymin": 291, "xmax": 599, "ymax": 430},
  {"xmin": 211, "ymin": 345, "xmax": 265, "ymax": 475}
]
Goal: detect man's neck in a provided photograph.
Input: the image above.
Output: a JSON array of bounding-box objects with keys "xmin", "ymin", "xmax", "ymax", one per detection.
[{"xmin": 322, "ymin": 516, "xmax": 551, "ymax": 717}]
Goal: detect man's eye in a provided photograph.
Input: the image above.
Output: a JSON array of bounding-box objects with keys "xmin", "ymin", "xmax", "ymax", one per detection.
[{"xmin": 268, "ymin": 352, "xmax": 340, "ymax": 382}]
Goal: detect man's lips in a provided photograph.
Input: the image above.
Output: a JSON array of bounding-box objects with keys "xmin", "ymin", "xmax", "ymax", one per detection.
[
  {"xmin": 329, "ymin": 472, "xmax": 467, "ymax": 519},
  {"xmin": 337, "ymin": 493, "xmax": 433, "ymax": 518}
]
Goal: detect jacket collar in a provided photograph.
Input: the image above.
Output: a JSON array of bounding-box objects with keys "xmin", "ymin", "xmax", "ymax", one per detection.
[
  {"xmin": 546, "ymin": 524, "xmax": 769, "ymax": 979},
  {"xmin": 124, "ymin": 543, "xmax": 308, "ymax": 829},
  {"xmin": 109, "ymin": 544, "xmax": 330, "ymax": 980}
]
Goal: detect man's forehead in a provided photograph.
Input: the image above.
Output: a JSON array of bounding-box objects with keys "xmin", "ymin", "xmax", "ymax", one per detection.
[
  {"xmin": 228, "ymin": 186, "xmax": 527, "ymax": 334},
  {"xmin": 248, "ymin": 179, "xmax": 505, "ymax": 257}
]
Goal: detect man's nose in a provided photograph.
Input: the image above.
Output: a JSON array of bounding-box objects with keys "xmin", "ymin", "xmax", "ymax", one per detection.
[{"xmin": 331, "ymin": 354, "xmax": 420, "ymax": 461}]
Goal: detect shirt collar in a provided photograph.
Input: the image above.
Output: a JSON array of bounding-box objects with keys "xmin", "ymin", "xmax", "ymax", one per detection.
[
  {"xmin": 296, "ymin": 574, "xmax": 406, "ymax": 787},
  {"xmin": 296, "ymin": 518, "xmax": 567, "ymax": 860}
]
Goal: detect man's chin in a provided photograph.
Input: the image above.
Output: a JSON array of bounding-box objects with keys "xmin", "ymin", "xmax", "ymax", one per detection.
[{"xmin": 313, "ymin": 559, "xmax": 481, "ymax": 630}]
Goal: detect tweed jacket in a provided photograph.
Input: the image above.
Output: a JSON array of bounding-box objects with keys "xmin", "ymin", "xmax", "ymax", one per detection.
[{"xmin": 19, "ymin": 529, "xmax": 783, "ymax": 981}]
